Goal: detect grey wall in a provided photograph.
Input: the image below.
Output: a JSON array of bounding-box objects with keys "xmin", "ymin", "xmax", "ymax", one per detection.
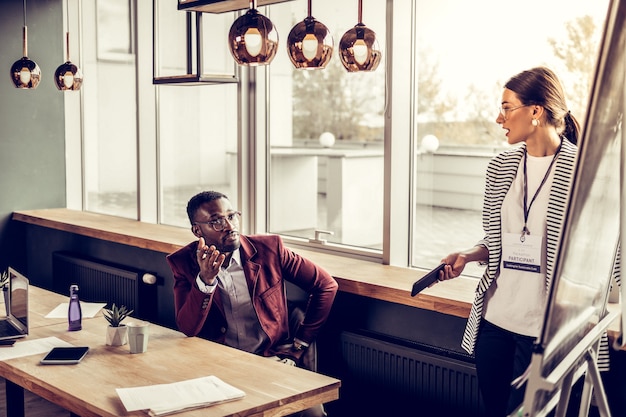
[{"xmin": 0, "ymin": 0, "xmax": 65, "ymax": 274}]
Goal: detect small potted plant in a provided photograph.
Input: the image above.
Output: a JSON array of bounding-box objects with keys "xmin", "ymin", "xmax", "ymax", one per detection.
[{"xmin": 103, "ymin": 303, "xmax": 134, "ymax": 346}]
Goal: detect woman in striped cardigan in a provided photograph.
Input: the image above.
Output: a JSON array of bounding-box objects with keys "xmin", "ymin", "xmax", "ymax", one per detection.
[{"xmin": 438, "ymin": 67, "xmax": 581, "ymax": 417}]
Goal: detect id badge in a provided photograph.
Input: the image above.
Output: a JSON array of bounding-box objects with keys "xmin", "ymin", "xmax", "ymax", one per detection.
[{"xmin": 502, "ymin": 233, "xmax": 542, "ymax": 273}]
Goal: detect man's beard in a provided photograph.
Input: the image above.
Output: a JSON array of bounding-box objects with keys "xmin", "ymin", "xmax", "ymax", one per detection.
[{"xmin": 217, "ymin": 231, "xmax": 240, "ymax": 253}]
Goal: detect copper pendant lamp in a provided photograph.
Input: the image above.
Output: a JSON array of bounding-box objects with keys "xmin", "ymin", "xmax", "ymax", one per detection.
[
  {"xmin": 339, "ymin": 0, "xmax": 381, "ymax": 72},
  {"xmin": 228, "ymin": 0, "xmax": 279, "ymax": 66},
  {"xmin": 10, "ymin": 0, "xmax": 41, "ymax": 89},
  {"xmin": 286, "ymin": 0, "xmax": 333, "ymax": 70},
  {"xmin": 54, "ymin": 0, "xmax": 83, "ymax": 91}
]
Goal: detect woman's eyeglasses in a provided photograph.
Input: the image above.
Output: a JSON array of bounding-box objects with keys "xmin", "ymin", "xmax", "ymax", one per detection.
[{"xmin": 498, "ymin": 104, "xmax": 528, "ymax": 119}]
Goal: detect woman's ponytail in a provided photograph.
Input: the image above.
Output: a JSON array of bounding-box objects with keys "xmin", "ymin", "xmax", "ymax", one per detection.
[{"xmin": 563, "ymin": 111, "xmax": 580, "ymax": 145}]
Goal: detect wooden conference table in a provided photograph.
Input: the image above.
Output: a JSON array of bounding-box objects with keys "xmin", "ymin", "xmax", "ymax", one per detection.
[{"xmin": 0, "ymin": 286, "xmax": 340, "ymax": 417}]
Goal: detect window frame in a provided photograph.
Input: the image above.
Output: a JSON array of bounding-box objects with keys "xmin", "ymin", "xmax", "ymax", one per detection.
[
  {"xmin": 69, "ymin": 0, "xmax": 416, "ymax": 266},
  {"xmin": 71, "ymin": 0, "xmax": 609, "ymax": 271}
]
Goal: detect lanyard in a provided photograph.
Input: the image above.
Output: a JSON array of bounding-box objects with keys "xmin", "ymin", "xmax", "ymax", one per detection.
[{"xmin": 521, "ymin": 144, "xmax": 560, "ymax": 242}]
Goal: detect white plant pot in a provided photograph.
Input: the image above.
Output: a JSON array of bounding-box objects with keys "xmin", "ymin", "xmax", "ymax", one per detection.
[{"xmin": 106, "ymin": 325, "xmax": 128, "ymax": 346}]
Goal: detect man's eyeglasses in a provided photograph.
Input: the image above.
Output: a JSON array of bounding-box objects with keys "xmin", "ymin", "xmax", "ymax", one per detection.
[
  {"xmin": 194, "ymin": 211, "xmax": 241, "ymax": 232},
  {"xmin": 498, "ymin": 104, "xmax": 528, "ymax": 119}
]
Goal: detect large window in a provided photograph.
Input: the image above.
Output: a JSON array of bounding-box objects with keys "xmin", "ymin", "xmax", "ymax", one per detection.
[
  {"xmin": 76, "ymin": 0, "xmax": 611, "ymax": 273},
  {"xmin": 82, "ymin": 0, "xmax": 138, "ymax": 219},
  {"xmin": 267, "ymin": 0, "xmax": 386, "ymax": 251},
  {"xmin": 157, "ymin": 84, "xmax": 239, "ymax": 227},
  {"xmin": 411, "ymin": 0, "xmax": 608, "ymax": 275},
  {"xmin": 153, "ymin": 3, "xmax": 241, "ymax": 227}
]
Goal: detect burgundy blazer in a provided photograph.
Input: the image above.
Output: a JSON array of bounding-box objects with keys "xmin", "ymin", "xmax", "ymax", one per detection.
[{"xmin": 166, "ymin": 234, "xmax": 338, "ymax": 357}]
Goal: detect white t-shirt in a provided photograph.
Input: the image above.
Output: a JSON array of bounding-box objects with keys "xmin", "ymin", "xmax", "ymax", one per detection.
[{"xmin": 483, "ymin": 152, "xmax": 557, "ymax": 337}]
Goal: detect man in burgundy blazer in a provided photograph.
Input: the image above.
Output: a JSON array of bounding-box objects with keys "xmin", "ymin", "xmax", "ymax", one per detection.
[{"xmin": 166, "ymin": 191, "xmax": 338, "ymax": 368}]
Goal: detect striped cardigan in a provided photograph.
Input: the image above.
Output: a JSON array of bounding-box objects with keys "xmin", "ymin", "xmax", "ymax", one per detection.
[{"xmin": 461, "ymin": 139, "xmax": 578, "ymax": 355}]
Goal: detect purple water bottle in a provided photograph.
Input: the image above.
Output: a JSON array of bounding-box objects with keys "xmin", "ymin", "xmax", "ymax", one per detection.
[{"xmin": 68, "ymin": 284, "xmax": 82, "ymax": 331}]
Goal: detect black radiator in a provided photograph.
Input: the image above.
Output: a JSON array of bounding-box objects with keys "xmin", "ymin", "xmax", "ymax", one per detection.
[
  {"xmin": 52, "ymin": 251, "xmax": 156, "ymax": 321},
  {"xmin": 340, "ymin": 330, "xmax": 483, "ymax": 416}
]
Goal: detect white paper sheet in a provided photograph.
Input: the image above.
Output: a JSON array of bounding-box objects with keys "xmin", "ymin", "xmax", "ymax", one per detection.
[
  {"xmin": 0, "ymin": 336, "xmax": 74, "ymax": 361},
  {"xmin": 116, "ymin": 375, "xmax": 245, "ymax": 416},
  {"xmin": 45, "ymin": 302, "xmax": 107, "ymax": 319}
]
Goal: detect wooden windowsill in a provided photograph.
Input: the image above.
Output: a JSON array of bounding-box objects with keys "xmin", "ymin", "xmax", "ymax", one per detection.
[
  {"xmin": 12, "ymin": 208, "xmax": 476, "ymax": 319},
  {"xmin": 12, "ymin": 208, "xmax": 624, "ymax": 346},
  {"xmin": 12, "ymin": 208, "xmax": 192, "ymax": 255}
]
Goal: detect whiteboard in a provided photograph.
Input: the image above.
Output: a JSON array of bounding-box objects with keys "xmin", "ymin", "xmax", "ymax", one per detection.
[{"xmin": 538, "ymin": 0, "xmax": 625, "ymax": 377}]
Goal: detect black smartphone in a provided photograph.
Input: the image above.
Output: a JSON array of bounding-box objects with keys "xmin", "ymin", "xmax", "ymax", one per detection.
[
  {"xmin": 411, "ymin": 263, "xmax": 446, "ymax": 296},
  {"xmin": 40, "ymin": 346, "xmax": 89, "ymax": 365}
]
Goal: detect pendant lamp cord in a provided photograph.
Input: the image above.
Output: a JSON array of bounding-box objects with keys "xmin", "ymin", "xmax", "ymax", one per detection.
[
  {"xmin": 22, "ymin": 0, "xmax": 27, "ymax": 57},
  {"xmin": 65, "ymin": 0, "xmax": 70, "ymax": 61},
  {"xmin": 358, "ymin": 0, "xmax": 362, "ymax": 24}
]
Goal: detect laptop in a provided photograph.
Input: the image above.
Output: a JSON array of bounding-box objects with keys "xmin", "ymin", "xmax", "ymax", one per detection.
[{"xmin": 0, "ymin": 267, "xmax": 29, "ymax": 341}]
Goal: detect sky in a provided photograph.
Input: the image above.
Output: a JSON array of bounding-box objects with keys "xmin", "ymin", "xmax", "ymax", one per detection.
[
  {"xmin": 290, "ymin": 0, "xmax": 611, "ymax": 118},
  {"xmin": 414, "ymin": 0, "xmax": 611, "ymax": 100}
]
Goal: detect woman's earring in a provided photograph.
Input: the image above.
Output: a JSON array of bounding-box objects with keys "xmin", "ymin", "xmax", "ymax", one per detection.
[{"xmin": 532, "ymin": 118, "xmax": 539, "ymax": 127}]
